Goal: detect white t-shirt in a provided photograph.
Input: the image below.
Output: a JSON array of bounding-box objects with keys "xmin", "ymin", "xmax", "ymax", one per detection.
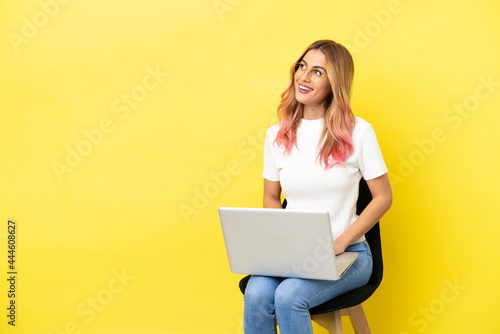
[{"xmin": 263, "ymin": 116, "xmax": 388, "ymax": 243}]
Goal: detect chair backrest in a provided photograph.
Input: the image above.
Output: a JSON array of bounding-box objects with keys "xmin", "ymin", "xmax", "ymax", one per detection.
[{"xmin": 357, "ymin": 178, "xmax": 383, "ymax": 287}]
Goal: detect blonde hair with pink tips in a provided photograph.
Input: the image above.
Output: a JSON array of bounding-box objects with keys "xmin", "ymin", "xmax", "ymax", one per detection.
[{"xmin": 275, "ymin": 40, "xmax": 355, "ymax": 168}]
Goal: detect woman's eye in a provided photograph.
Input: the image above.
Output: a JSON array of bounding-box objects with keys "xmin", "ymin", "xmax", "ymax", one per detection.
[
  {"xmin": 298, "ymin": 63, "xmax": 306, "ymax": 70},
  {"xmin": 313, "ymin": 69, "xmax": 323, "ymax": 77}
]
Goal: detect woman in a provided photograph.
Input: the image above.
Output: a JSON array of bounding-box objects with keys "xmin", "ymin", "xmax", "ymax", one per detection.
[{"xmin": 243, "ymin": 40, "xmax": 392, "ymax": 333}]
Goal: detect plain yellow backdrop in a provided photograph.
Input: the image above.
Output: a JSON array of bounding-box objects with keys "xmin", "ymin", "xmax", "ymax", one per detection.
[{"xmin": 1, "ymin": 0, "xmax": 499, "ymax": 333}]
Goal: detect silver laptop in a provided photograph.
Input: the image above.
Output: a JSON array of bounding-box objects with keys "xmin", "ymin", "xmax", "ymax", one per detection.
[{"xmin": 218, "ymin": 207, "xmax": 358, "ymax": 281}]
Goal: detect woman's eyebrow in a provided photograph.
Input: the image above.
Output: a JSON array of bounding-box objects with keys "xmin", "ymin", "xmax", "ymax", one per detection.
[
  {"xmin": 312, "ymin": 65, "xmax": 326, "ymax": 72},
  {"xmin": 301, "ymin": 59, "xmax": 326, "ymax": 72}
]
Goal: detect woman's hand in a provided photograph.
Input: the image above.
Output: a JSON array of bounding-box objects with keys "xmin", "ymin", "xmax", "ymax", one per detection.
[{"xmin": 334, "ymin": 238, "xmax": 348, "ymax": 255}]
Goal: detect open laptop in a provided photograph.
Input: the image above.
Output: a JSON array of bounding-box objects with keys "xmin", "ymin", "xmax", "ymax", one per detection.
[{"xmin": 218, "ymin": 207, "xmax": 358, "ymax": 281}]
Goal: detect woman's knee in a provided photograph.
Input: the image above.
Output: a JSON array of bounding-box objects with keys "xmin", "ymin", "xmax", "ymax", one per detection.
[
  {"xmin": 244, "ymin": 276, "xmax": 279, "ymax": 311},
  {"xmin": 274, "ymin": 279, "xmax": 308, "ymax": 313},
  {"xmin": 245, "ymin": 288, "xmax": 273, "ymax": 309}
]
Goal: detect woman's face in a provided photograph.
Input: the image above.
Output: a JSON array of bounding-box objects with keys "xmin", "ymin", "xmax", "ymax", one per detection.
[{"xmin": 294, "ymin": 49, "xmax": 332, "ymax": 109}]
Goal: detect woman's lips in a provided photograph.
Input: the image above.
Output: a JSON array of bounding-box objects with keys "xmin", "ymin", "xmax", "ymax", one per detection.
[{"xmin": 298, "ymin": 83, "xmax": 313, "ymax": 94}]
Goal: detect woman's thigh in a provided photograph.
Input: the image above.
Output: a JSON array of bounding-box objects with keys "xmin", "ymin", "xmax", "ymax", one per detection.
[{"xmin": 275, "ymin": 240, "xmax": 373, "ymax": 310}]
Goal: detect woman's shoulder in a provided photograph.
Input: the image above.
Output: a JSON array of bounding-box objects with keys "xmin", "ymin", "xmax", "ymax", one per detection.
[
  {"xmin": 266, "ymin": 123, "xmax": 280, "ymax": 139},
  {"xmin": 353, "ymin": 116, "xmax": 372, "ymax": 129},
  {"xmin": 353, "ymin": 116, "xmax": 375, "ymax": 137}
]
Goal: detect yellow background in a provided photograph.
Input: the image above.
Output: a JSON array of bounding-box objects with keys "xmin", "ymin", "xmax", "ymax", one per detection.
[{"xmin": 1, "ymin": 0, "xmax": 499, "ymax": 333}]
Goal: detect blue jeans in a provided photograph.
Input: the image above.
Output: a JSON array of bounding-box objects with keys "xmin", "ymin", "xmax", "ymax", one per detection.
[{"xmin": 243, "ymin": 240, "xmax": 372, "ymax": 334}]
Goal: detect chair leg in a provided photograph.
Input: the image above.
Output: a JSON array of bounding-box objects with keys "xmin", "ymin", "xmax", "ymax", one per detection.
[
  {"xmin": 332, "ymin": 310, "xmax": 343, "ymax": 334},
  {"xmin": 311, "ymin": 311, "xmax": 343, "ymax": 334},
  {"xmin": 346, "ymin": 304, "xmax": 371, "ymax": 334}
]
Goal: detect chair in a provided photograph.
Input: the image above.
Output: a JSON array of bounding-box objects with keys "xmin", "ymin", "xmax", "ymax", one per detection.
[{"xmin": 239, "ymin": 178, "xmax": 383, "ymax": 333}]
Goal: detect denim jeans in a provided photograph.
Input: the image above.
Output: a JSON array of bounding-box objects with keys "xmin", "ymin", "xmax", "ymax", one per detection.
[{"xmin": 243, "ymin": 240, "xmax": 372, "ymax": 334}]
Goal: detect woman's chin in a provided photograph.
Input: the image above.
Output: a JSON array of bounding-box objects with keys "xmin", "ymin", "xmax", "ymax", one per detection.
[{"xmin": 295, "ymin": 94, "xmax": 309, "ymax": 105}]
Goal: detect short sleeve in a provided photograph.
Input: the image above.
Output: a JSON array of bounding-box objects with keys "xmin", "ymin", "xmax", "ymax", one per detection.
[
  {"xmin": 263, "ymin": 126, "xmax": 280, "ymax": 181},
  {"xmin": 357, "ymin": 124, "xmax": 388, "ymax": 180}
]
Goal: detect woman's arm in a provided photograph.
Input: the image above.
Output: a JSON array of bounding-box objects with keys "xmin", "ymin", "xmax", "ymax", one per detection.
[
  {"xmin": 263, "ymin": 179, "xmax": 283, "ymax": 209},
  {"xmin": 334, "ymin": 173, "xmax": 392, "ymax": 255}
]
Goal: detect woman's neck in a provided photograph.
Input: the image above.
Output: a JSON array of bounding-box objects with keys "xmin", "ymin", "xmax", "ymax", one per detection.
[{"xmin": 302, "ymin": 105, "xmax": 325, "ymax": 120}]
